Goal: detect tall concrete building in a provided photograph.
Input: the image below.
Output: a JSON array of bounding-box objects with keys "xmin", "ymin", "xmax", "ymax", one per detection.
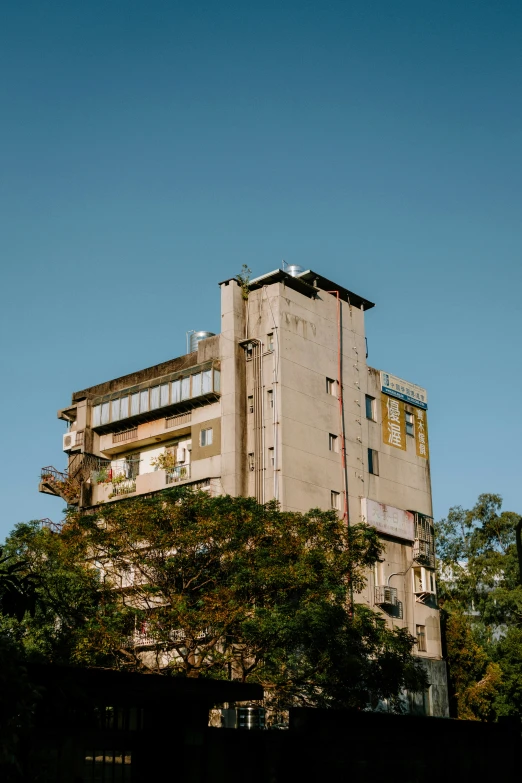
[{"xmin": 40, "ymin": 265, "xmax": 448, "ymax": 715}]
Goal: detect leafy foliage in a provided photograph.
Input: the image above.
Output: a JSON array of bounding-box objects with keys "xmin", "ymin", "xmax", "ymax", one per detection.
[
  {"xmin": 436, "ymin": 493, "xmax": 522, "ymax": 719},
  {"xmin": 2, "ymin": 492, "xmax": 427, "ymax": 711}
]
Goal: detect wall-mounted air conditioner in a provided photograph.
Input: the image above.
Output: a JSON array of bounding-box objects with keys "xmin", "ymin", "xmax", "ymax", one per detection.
[
  {"xmin": 176, "ymin": 447, "xmax": 186, "ymax": 464},
  {"xmin": 63, "ymin": 431, "xmax": 78, "ymax": 451},
  {"xmin": 375, "ymin": 585, "xmax": 398, "ymax": 606}
]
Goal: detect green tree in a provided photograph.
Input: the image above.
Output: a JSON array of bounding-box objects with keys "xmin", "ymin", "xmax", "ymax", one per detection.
[
  {"xmin": 436, "ymin": 493, "xmax": 522, "ymax": 719},
  {"xmin": 3, "ymin": 493, "xmax": 427, "ymax": 711},
  {"xmin": 1, "ymin": 521, "xmax": 122, "ymax": 666},
  {"xmin": 59, "ymin": 489, "xmax": 426, "ymax": 708}
]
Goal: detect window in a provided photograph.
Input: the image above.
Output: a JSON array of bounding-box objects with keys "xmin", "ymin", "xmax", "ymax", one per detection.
[
  {"xmin": 329, "ymin": 433, "xmax": 338, "ymax": 452},
  {"xmin": 84, "ymin": 749, "xmax": 132, "ymax": 782},
  {"xmin": 267, "ymin": 389, "xmax": 273, "ymax": 408},
  {"xmin": 365, "ymin": 395, "xmax": 375, "ymax": 421},
  {"xmin": 326, "ymin": 377, "xmax": 336, "ymax": 396},
  {"xmin": 406, "ymin": 410, "xmax": 415, "ymax": 437},
  {"xmin": 192, "ymin": 372, "xmax": 202, "ymax": 397},
  {"xmin": 111, "ymin": 399, "xmax": 120, "ymax": 422},
  {"xmin": 171, "ymin": 379, "xmax": 181, "ymax": 403},
  {"xmin": 248, "ymin": 395, "xmax": 254, "ymax": 413},
  {"xmin": 416, "ymin": 624, "xmax": 427, "ymax": 652},
  {"xmin": 267, "ymin": 333, "xmax": 274, "ymax": 351},
  {"xmin": 202, "ymin": 369, "xmax": 212, "ymax": 394},
  {"xmin": 213, "ymin": 368, "xmax": 221, "ymax": 392},
  {"xmin": 119, "ymin": 396, "xmax": 129, "ymax": 419},
  {"xmin": 248, "ymin": 453, "xmax": 255, "ymax": 471},
  {"xmin": 150, "ymin": 386, "xmax": 160, "ymax": 410},
  {"xmin": 160, "ymin": 384, "xmax": 169, "ymax": 407},
  {"xmin": 368, "ymin": 448, "xmax": 379, "ymax": 476},
  {"xmin": 200, "ymin": 427, "xmax": 213, "ymax": 447},
  {"xmin": 181, "ymin": 377, "xmax": 191, "ymax": 400},
  {"xmin": 331, "ymin": 490, "xmax": 341, "ymax": 510},
  {"xmin": 101, "ymin": 402, "xmax": 110, "ymax": 425},
  {"xmin": 131, "ymin": 393, "xmax": 139, "ymax": 416},
  {"xmin": 139, "ymin": 390, "xmax": 149, "ymax": 413},
  {"xmin": 268, "ymin": 447, "xmax": 274, "ymax": 466},
  {"xmin": 245, "ymin": 342, "xmax": 253, "ymax": 359}
]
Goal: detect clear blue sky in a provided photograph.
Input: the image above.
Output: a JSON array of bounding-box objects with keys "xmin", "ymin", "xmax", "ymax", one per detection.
[{"xmin": 1, "ymin": 0, "xmax": 521, "ymax": 538}]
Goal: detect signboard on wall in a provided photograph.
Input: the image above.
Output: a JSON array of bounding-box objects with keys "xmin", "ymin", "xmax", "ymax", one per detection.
[
  {"xmin": 361, "ymin": 498, "xmax": 415, "ymax": 542},
  {"xmin": 380, "ymin": 371, "xmax": 427, "ymax": 410},
  {"xmin": 381, "ymin": 396, "xmax": 406, "ymax": 451},
  {"xmin": 414, "ymin": 407, "xmax": 429, "ymax": 460}
]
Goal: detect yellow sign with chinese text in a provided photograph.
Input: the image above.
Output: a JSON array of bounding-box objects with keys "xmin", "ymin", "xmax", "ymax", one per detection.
[
  {"xmin": 381, "ymin": 396, "xmax": 406, "ymax": 451},
  {"xmin": 415, "ymin": 407, "xmax": 429, "ymax": 459}
]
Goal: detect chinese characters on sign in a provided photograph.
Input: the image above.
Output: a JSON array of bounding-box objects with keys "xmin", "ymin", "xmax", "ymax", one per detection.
[
  {"xmin": 360, "ymin": 498, "xmax": 415, "ymax": 541},
  {"xmin": 414, "ymin": 407, "xmax": 429, "ymax": 459},
  {"xmin": 381, "ymin": 395, "xmax": 406, "ymax": 451},
  {"xmin": 380, "ymin": 371, "xmax": 427, "ymax": 410}
]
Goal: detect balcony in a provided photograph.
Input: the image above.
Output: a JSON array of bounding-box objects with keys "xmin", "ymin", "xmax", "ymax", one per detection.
[
  {"xmin": 166, "ymin": 464, "xmax": 191, "ymax": 484},
  {"xmin": 125, "ymin": 627, "xmax": 209, "ymax": 649},
  {"xmin": 91, "ymin": 363, "xmax": 221, "ymax": 434}
]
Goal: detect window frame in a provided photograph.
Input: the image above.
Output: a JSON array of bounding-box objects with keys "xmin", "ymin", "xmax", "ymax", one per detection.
[
  {"xmin": 368, "ymin": 448, "xmax": 379, "ymax": 476},
  {"xmin": 329, "ymin": 433, "xmax": 338, "ymax": 452},
  {"xmin": 365, "ymin": 394, "xmax": 376, "ymax": 421},
  {"xmin": 200, "ymin": 427, "xmax": 213, "ymax": 447},
  {"xmin": 326, "ymin": 377, "xmax": 336, "ymax": 396},
  {"xmin": 331, "ymin": 490, "xmax": 341, "ymax": 510},
  {"xmin": 416, "ymin": 624, "xmax": 427, "ymax": 652}
]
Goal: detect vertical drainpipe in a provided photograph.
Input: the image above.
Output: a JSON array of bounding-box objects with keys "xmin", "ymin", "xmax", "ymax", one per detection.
[{"xmin": 329, "ymin": 290, "xmax": 353, "ymax": 612}]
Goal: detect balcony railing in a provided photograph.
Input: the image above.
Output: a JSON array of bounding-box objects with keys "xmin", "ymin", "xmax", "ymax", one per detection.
[
  {"xmin": 166, "ymin": 464, "xmax": 191, "ymax": 484},
  {"xmin": 125, "ymin": 627, "xmax": 209, "ymax": 648}
]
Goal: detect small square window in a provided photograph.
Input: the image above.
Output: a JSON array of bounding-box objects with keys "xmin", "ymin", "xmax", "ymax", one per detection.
[
  {"xmin": 200, "ymin": 427, "xmax": 213, "ymax": 447},
  {"xmin": 368, "ymin": 448, "xmax": 379, "ymax": 476},
  {"xmin": 405, "ymin": 411, "xmax": 414, "ymax": 437},
  {"xmin": 267, "ymin": 390, "xmax": 274, "ymax": 408},
  {"xmin": 331, "ymin": 490, "xmax": 341, "ymax": 510},
  {"xmin": 365, "ymin": 395, "xmax": 375, "ymax": 421},
  {"xmin": 267, "ymin": 333, "xmax": 274, "ymax": 352},
  {"xmin": 329, "ymin": 433, "xmax": 338, "ymax": 452},
  {"xmin": 416, "ymin": 624, "xmax": 427, "ymax": 652},
  {"xmin": 268, "ymin": 447, "xmax": 274, "ymax": 466},
  {"xmin": 326, "ymin": 378, "xmax": 336, "ymax": 396},
  {"xmin": 248, "ymin": 395, "xmax": 254, "ymax": 413}
]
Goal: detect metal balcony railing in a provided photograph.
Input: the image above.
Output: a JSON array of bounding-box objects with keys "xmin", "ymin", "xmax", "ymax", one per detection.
[
  {"xmin": 125, "ymin": 627, "xmax": 209, "ymax": 648},
  {"xmin": 166, "ymin": 464, "xmax": 191, "ymax": 484}
]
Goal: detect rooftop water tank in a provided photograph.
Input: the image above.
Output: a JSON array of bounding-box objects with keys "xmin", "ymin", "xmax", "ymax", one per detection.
[
  {"xmin": 286, "ymin": 264, "xmax": 304, "ymax": 277},
  {"xmin": 189, "ymin": 330, "xmax": 216, "ymax": 353}
]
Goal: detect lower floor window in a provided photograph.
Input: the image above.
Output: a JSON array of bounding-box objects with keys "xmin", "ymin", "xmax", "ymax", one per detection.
[
  {"xmin": 84, "ymin": 750, "xmax": 132, "ymax": 782},
  {"xmin": 416, "ymin": 624, "xmax": 427, "ymax": 652}
]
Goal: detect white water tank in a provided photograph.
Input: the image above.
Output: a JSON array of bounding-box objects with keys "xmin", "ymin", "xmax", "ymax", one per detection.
[
  {"xmin": 189, "ymin": 331, "xmax": 216, "ymax": 353},
  {"xmin": 286, "ymin": 264, "xmax": 304, "ymax": 277}
]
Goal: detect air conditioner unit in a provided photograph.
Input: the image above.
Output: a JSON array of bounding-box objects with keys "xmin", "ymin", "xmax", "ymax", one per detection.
[
  {"xmin": 375, "ymin": 585, "xmax": 398, "ymax": 606},
  {"xmin": 63, "ymin": 431, "xmax": 78, "ymax": 451}
]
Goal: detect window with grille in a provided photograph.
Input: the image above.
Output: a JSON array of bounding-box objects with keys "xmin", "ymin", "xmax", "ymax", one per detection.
[{"xmin": 416, "ymin": 624, "xmax": 427, "ymax": 652}]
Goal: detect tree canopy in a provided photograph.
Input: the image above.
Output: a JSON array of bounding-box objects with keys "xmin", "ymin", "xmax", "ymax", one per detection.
[
  {"xmin": 2, "ymin": 489, "xmax": 427, "ymax": 712},
  {"xmin": 436, "ymin": 493, "xmax": 522, "ymax": 719}
]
